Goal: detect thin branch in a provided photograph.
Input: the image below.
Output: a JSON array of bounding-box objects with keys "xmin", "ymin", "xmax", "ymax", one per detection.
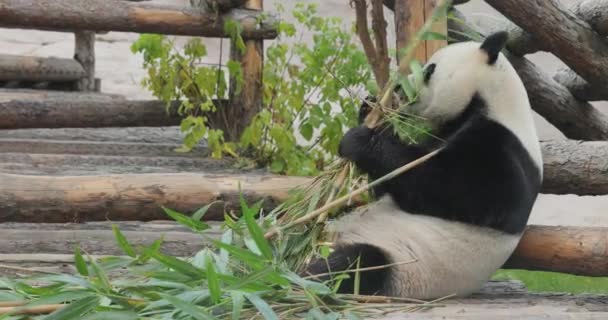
[{"xmin": 303, "ymin": 259, "xmax": 417, "ymax": 280}]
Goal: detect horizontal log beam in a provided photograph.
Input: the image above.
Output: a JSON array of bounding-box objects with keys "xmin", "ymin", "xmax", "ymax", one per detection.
[
  {"xmin": 0, "ymin": 0, "xmax": 278, "ymax": 39},
  {"xmin": 0, "ymin": 172, "xmax": 310, "ymax": 223},
  {"xmin": 448, "ymin": 9, "xmax": 608, "ymax": 140},
  {"xmin": 0, "ymin": 139, "xmax": 605, "ymax": 222},
  {"xmin": 541, "ymin": 140, "xmax": 608, "ymax": 195},
  {"xmin": 0, "ymin": 152, "xmax": 230, "ymax": 176},
  {"xmin": 0, "ymin": 55, "xmax": 85, "ymax": 82},
  {"xmin": 0, "ymin": 90, "xmax": 234, "ymax": 129},
  {"xmin": 0, "ymin": 139, "xmax": 210, "ymax": 158},
  {"xmin": 485, "ymin": 0, "xmax": 608, "ymax": 92},
  {"xmin": 0, "ymin": 221, "xmax": 605, "ymax": 277},
  {"xmin": 503, "ymin": 225, "xmax": 608, "ymax": 277}
]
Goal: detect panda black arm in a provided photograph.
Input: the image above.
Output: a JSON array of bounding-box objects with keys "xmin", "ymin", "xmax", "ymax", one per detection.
[{"xmin": 338, "ymin": 124, "xmax": 432, "ymax": 179}]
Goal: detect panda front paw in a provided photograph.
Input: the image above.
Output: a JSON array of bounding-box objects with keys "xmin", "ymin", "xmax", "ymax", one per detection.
[{"xmin": 338, "ymin": 126, "xmax": 374, "ymax": 162}]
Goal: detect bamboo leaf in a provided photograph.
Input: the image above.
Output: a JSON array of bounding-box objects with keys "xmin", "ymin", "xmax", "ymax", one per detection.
[
  {"xmin": 192, "ymin": 201, "xmax": 219, "ymax": 221},
  {"xmin": 163, "ymin": 207, "xmax": 210, "ymax": 232},
  {"xmin": 244, "ymin": 293, "xmax": 279, "ymax": 320},
  {"xmin": 112, "ymin": 225, "xmax": 136, "ymax": 258},
  {"xmin": 144, "ymin": 248, "xmax": 205, "ymax": 279},
  {"xmin": 74, "ymin": 246, "xmax": 89, "ymax": 277},
  {"xmin": 81, "ymin": 311, "xmax": 138, "ymax": 320},
  {"xmin": 42, "ymin": 296, "xmax": 100, "ymax": 320},
  {"xmin": 241, "ymin": 197, "xmax": 273, "ymax": 260},
  {"xmin": 205, "ymin": 254, "xmax": 221, "ymax": 304},
  {"xmin": 159, "ymin": 293, "xmax": 216, "ymax": 320},
  {"xmin": 231, "ymin": 291, "xmax": 244, "ymax": 320}
]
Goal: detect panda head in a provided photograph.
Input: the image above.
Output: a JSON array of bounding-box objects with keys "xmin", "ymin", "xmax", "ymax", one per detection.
[{"xmin": 405, "ymin": 31, "xmax": 533, "ymax": 132}]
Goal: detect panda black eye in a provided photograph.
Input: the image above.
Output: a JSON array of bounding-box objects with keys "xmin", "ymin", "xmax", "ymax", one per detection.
[{"xmin": 423, "ymin": 63, "xmax": 436, "ymax": 84}]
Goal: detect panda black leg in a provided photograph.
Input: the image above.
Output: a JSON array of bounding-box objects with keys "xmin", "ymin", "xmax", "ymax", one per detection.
[{"xmin": 301, "ymin": 243, "xmax": 390, "ymax": 295}]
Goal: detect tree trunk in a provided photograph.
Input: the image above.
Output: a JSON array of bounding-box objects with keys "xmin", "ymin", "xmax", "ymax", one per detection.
[
  {"xmin": 225, "ymin": 0, "xmax": 264, "ymax": 141},
  {"xmin": 0, "ymin": 0, "xmax": 277, "ymax": 39}
]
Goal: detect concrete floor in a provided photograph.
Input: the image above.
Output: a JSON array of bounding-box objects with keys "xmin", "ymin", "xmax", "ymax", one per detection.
[{"xmin": 0, "ymin": 0, "xmax": 606, "ymax": 227}]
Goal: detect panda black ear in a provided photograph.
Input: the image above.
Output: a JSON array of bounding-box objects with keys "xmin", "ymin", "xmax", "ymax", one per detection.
[{"xmin": 480, "ymin": 31, "xmax": 508, "ymax": 65}]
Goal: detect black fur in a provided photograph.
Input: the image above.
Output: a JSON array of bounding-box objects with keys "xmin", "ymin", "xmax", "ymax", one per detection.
[
  {"xmin": 338, "ymin": 94, "xmax": 541, "ymax": 235},
  {"xmin": 302, "ymin": 243, "xmax": 390, "ymax": 295},
  {"xmin": 480, "ymin": 31, "xmax": 509, "ymax": 65}
]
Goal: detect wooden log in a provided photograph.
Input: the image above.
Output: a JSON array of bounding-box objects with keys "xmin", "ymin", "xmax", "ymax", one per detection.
[
  {"xmin": 0, "ymin": 0, "xmax": 278, "ymax": 40},
  {"xmin": 74, "ymin": 31, "xmax": 96, "ymax": 92},
  {"xmin": 541, "ymin": 140, "xmax": 608, "ymax": 196},
  {"xmin": 0, "ymin": 152, "xmax": 233, "ymax": 176},
  {"xmin": 553, "ymin": 68, "xmax": 607, "ymax": 102},
  {"xmin": 0, "ymin": 221, "xmax": 220, "ymax": 256},
  {"xmin": 504, "ymin": 225, "xmax": 608, "ymax": 277},
  {"xmin": 0, "ymin": 127, "xmax": 187, "ymax": 144},
  {"xmin": 507, "ymin": 55, "xmax": 608, "ymax": 141},
  {"xmin": 447, "ymin": 9, "xmax": 608, "ymax": 141},
  {"xmin": 0, "ymin": 93, "xmax": 179, "ymax": 129},
  {"xmin": 0, "ymin": 172, "xmax": 310, "ymax": 223},
  {"xmin": 0, "ymin": 54, "xmax": 85, "ymax": 82},
  {"xmin": 192, "ymin": 0, "xmax": 247, "ymax": 12},
  {"xmin": 225, "ymin": 0, "xmax": 264, "ymax": 141},
  {"xmin": 0, "ymin": 139, "xmax": 210, "ymax": 158},
  {"xmin": 0, "ymin": 221, "xmax": 605, "ymax": 278},
  {"xmin": 470, "ymin": 0, "xmax": 608, "ymax": 102},
  {"xmin": 0, "ymin": 90, "xmax": 236, "ymax": 130},
  {"xmin": 484, "ymin": 0, "xmax": 608, "ymax": 91},
  {"xmin": 1, "ymin": 139, "xmax": 608, "ymax": 194}
]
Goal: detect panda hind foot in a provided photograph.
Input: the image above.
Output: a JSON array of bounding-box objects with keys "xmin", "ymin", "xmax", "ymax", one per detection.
[{"xmin": 300, "ymin": 243, "xmax": 390, "ymax": 295}]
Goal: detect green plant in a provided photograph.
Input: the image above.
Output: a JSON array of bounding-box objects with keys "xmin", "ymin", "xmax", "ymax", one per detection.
[
  {"xmin": 131, "ymin": 3, "xmax": 372, "ymax": 176},
  {"xmin": 0, "ymin": 198, "xmax": 440, "ymax": 319}
]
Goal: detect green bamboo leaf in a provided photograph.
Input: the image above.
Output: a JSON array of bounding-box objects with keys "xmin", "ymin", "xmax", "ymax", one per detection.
[
  {"xmin": 27, "ymin": 290, "xmax": 95, "ymax": 307},
  {"xmin": 244, "ymin": 293, "xmax": 278, "ymax": 320},
  {"xmin": 231, "ymin": 291, "xmax": 244, "ymax": 320},
  {"xmin": 37, "ymin": 274, "xmax": 94, "ymax": 290},
  {"xmin": 192, "ymin": 201, "xmax": 220, "ymax": 221},
  {"xmin": 86, "ymin": 254, "xmax": 111, "ymax": 292},
  {"xmin": 74, "ymin": 246, "xmax": 89, "ymax": 277},
  {"xmin": 282, "ymin": 271, "xmax": 331, "ymax": 295},
  {"xmin": 409, "ymin": 60, "xmax": 424, "ymax": 90},
  {"xmin": 137, "ymin": 236, "xmax": 164, "ymax": 263},
  {"xmin": 241, "ymin": 197, "xmax": 273, "ymax": 260},
  {"xmin": 205, "ymin": 255, "xmax": 221, "ymax": 304},
  {"xmin": 159, "ymin": 293, "xmax": 216, "ymax": 320},
  {"xmin": 163, "ymin": 207, "xmax": 209, "ymax": 232},
  {"xmin": 42, "ymin": 296, "xmax": 100, "ymax": 320},
  {"xmin": 144, "ymin": 248, "xmax": 205, "ymax": 279},
  {"xmin": 398, "ymin": 77, "xmax": 417, "ymax": 102},
  {"xmin": 211, "ymin": 240, "xmax": 264, "ymax": 270},
  {"xmin": 111, "ymin": 225, "xmax": 136, "ymax": 258},
  {"xmin": 420, "ymin": 31, "xmax": 447, "ymax": 40},
  {"xmin": 81, "ymin": 311, "xmax": 138, "ymax": 320}
]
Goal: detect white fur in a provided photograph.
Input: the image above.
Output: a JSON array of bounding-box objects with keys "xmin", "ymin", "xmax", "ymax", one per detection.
[
  {"xmin": 326, "ymin": 196, "xmax": 521, "ymax": 299},
  {"xmin": 409, "ymin": 41, "xmax": 543, "ymax": 176}
]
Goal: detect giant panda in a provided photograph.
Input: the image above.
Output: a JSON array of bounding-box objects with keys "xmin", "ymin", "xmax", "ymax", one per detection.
[{"xmin": 302, "ymin": 31, "xmax": 543, "ymax": 299}]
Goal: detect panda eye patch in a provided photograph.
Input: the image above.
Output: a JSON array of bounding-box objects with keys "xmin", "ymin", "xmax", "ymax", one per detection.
[{"xmin": 423, "ymin": 63, "xmax": 436, "ymax": 83}]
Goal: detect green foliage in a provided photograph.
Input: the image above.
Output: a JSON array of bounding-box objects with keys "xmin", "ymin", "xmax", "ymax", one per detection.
[
  {"xmin": 493, "ymin": 269, "xmax": 608, "ymax": 294},
  {"xmin": 132, "ymin": 2, "xmax": 371, "ymax": 176},
  {"xmin": 0, "ymin": 198, "xmax": 441, "ymax": 319}
]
